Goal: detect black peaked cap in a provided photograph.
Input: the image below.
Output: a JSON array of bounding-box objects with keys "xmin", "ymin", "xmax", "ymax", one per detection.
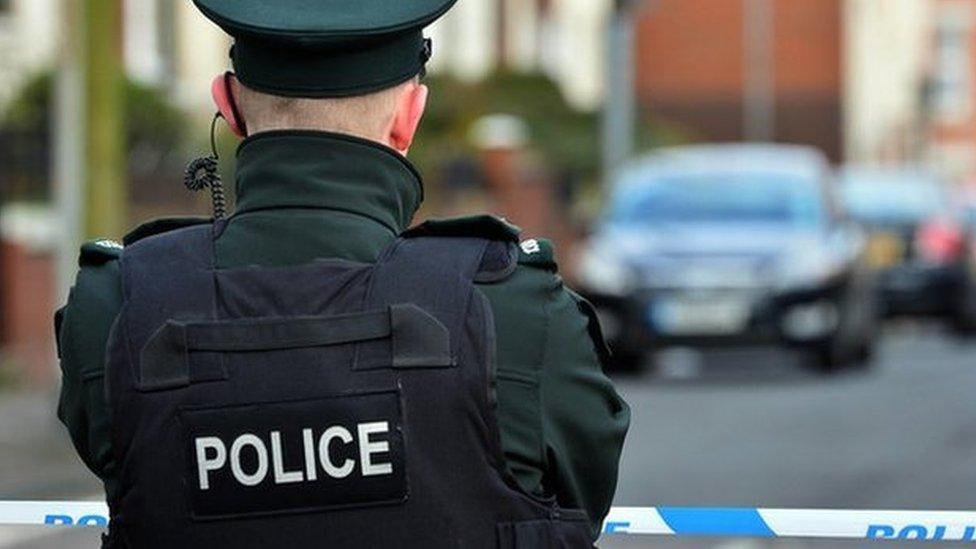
[{"xmin": 192, "ymin": 0, "xmax": 458, "ymax": 97}]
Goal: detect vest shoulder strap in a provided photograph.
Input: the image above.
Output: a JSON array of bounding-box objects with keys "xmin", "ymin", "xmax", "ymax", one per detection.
[
  {"xmin": 119, "ymin": 224, "xmax": 219, "ymax": 387},
  {"xmin": 402, "ymin": 215, "xmax": 520, "ymax": 242},
  {"xmin": 403, "ymin": 215, "xmax": 562, "ymax": 277},
  {"xmin": 122, "ymin": 217, "xmax": 212, "ymax": 247},
  {"xmin": 401, "ymin": 216, "xmax": 521, "ymax": 283}
]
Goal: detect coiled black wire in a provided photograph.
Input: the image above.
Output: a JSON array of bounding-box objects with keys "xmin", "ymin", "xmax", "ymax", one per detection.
[{"xmin": 183, "ymin": 113, "xmax": 228, "ymax": 220}]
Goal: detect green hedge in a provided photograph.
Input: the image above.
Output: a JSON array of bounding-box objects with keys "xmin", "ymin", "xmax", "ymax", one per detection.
[{"xmin": 1, "ymin": 72, "xmax": 188, "ymax": 202}]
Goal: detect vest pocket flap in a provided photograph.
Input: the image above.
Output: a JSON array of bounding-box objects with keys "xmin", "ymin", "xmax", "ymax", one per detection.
[
  {"xmin": 139, "ymin": 320, "xmax": 193, "ymax": 391},
  {"xmin": 390, "ymin": 303, "xmax": 454, "ymax": 368},
  {"xmin": 138, "ymin": 305, "xmax": 453, "ymax": 391}
]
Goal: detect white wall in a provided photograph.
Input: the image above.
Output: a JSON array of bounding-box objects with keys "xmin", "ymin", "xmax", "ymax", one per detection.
[
  {"xmin": 0, "ymin": 0, "xmax": 59, "ymax": 107},
  {"xmin": 171, "ymin": 1, "xmax": 229, "ymax": 112},
  {"xmin": 504, "ymin": 0, "xmax": 541, "ymax": 72},
  {"xmin": 429, "ymin": 0, "xmax": 611, "ymax": 112},
  {"xmin": 124, "ymin": 0, "xmax": 165, "ymax": 85},
  {"xmin": 547, "ymin": 0, "xmax": 611, "ymax": 111},
  {"xmin": 428, "ymin": 0, "xmax": 498, "ymax": 82},
  {"xmin": 843, "ymin": 0, "xmax": 931, "ymax": 164}
]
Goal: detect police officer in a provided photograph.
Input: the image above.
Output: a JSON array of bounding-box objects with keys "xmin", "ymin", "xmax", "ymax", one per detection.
[{"xmin": 55, "ymin": 1, "xmax": 629, "ymax": 547}]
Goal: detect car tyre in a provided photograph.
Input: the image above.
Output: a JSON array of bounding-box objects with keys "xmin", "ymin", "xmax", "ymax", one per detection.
[
  {"xmin": 951, "ymin": 279, "xmax": 976, "ymax": 336},
  {"xmin": 849, "ymin": 337, "xmax": 875, "ymax": 370},
  {"xmin": 813, "ymin": 339, "xmax": 847, "ymax": 374}
]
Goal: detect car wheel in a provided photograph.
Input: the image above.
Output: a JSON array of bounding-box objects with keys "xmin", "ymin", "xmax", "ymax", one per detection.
[
  {"xmin": 852, "ymin": 302, "xmax": 879, "ymax": 369},
  {"xmin": 849, "ymin": 337, "xmax": 876, "ymax": 370},
  {"xmin": 951, "ymin": 278, "xmax": 976, "ymax": 336},
  {"xmin": 814, "ymin": 345, "xmax": 842, "ymax": 374},
  {"xmin": 812, "ymin": 336, "xmax": 852, "ymax": 374}
]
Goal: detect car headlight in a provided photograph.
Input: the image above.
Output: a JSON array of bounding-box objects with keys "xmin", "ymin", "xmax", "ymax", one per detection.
[{"xmin": 577, "ymin": 248, "xmax": 634, "ymax": 296}]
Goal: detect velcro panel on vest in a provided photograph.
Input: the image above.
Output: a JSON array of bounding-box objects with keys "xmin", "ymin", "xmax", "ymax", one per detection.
[
  {"xmin": 138, "ymin": 304, "xmax": 453, "ymax": 391},
  {"xmin": 402, "ymin": 217, "xmax": 520, "ymax": 283}
]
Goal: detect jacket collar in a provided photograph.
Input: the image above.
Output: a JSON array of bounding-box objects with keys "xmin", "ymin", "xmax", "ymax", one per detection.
[{"xmin": 233, "ymin": 130, "xmax": 424, "ymax": 234}]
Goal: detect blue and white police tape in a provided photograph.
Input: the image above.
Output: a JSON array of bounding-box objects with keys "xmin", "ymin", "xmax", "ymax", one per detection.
[
  {"xmin": 5, "ymin": 502, "xmax": 976, "ymax": 542},
  {"xmin": 605, "ymin": 507, "xmax": 976, "ymax": 541}
]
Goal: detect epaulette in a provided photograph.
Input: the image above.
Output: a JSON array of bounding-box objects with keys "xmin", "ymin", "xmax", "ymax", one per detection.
[
  {"xmin": 516, "ymin": 238, "xmax": 558, "ymax": 272},
  {"xmin": 402, "ymin": 215, "xmax": 521, "ymax": 243},
  {"xmin": 403, "ymin": 215, "xmax": 527, "ymax": 283},
  {"xmin": 122, "ymin": 217, "xmax": 211, "ymax": 246},
  {"xmin": 78, "ymin": 239, "xmax": 123, "ymax": 267}
]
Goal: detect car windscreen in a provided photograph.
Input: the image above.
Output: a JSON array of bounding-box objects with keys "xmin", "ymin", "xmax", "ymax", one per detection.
[
  {"xmin": 608, "ymin": 173, "xmax": 825, "ymax": 228},
  {"xmin": 841, "ymin": 177, "xmax": 948, "ymax": 224}
]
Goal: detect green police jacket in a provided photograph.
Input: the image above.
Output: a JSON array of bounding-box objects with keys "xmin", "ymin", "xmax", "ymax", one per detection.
[{"xmin": 55, "ymin": 131, "xmax": 630, "ymax": 537}]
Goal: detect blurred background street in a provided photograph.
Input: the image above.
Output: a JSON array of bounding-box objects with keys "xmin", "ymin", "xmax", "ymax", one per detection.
[{"xmin": 2, "ymin": 0, "xmax": 976, "ymax": 547}]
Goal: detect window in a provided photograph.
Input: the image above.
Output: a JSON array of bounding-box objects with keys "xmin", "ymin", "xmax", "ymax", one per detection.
[{"xmin": 932, "ymin": 2, "xmax": 974, "ymax": 120}]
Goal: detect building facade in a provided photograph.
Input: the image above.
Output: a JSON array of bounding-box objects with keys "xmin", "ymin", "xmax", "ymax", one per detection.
[
  {"xmin": 634, "ymin": 0, "xmax": 845, "ymax": 161},
  {"xmin": 631, "ymin": 0, "xmax": 976, "ymax": 181},
  {"xmin": 4, "ymin": 1, "xmax": 976, "ymax": 175},
  {"xmin": 926, "ymin": 0, "xmax": 976, "ymax": 181},
  {"xmin": 844, "ymin": 0, "xmax": 976, "ymax": 182},
  {"xmin": 843, "ymin": 0, "xmax": 931, "ymax": 166}
]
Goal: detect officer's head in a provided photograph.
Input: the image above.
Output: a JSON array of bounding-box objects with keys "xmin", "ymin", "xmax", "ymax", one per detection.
[
  {"xmin": 194, "ymin": 0, "xmax": 457, "ymax": 155},
  {"xmin": 215, "ymin": 75, "xmax": 429, "ymax": 155}
]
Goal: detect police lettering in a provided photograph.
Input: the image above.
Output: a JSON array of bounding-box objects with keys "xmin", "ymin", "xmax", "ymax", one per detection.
[
  {"xmin": 868, "ymin": 524, "xmax": 976, "ymax": 542},
  {"xmin": 195, "ymin": 421, "xmax": 393, "ymax": 490}
]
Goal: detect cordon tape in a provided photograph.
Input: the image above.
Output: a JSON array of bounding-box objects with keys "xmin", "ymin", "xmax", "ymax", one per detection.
[{"xmin": 1, "ymin": 502, "xmax": 976, "ymax": 541}]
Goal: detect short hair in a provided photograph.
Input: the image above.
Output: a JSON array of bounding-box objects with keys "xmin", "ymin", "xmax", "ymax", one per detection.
[{"xmin": 238, "ymin": 79, "xmax": 414, "ymax": 140}]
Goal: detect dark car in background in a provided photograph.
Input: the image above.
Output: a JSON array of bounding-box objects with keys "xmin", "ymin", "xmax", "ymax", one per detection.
[
  {"xmin": 840, "ymin": 168, "xmax": 976, "ymax": 333},
  {"xmin": 578, "ymin": 145, "xmax": 878, "ymax": 373}
]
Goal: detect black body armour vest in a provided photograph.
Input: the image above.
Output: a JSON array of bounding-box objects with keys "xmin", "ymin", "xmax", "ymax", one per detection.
[{"xmin": 103, "ymin": 223, "xmax": 592, "ymax": 548}]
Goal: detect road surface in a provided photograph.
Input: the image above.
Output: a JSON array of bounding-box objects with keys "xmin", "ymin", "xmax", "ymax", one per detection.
[{"xmin": 604, "ymin": 322, "xmax": 976, "ymax": 548}]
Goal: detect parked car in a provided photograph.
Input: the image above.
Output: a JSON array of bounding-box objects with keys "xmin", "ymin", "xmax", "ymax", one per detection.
[
  {"xmin": 840, "ymin": 168, "xmax": 976, "ymax": 333},
  {"xmin": 965, "ymin": 205, "xmax": 976, "ymax": 233},
  {"xmin": 577, "ymin": 144, "xmax": 878, "ymax": 373},
  {"xmin": 961, "ymin": 192, "xmax": 976, "ymax": 233}
]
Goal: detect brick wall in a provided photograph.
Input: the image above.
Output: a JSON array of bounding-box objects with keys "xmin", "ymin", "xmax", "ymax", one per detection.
[
  {"xmin": 635, "ymin": 0, "xmax": 843, "ymax": 161},
  {"xmin": 0, "ymin": 205, "xmax": 58, "ymax": 387}
]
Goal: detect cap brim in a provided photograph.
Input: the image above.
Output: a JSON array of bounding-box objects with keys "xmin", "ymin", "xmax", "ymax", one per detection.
[{"xmin": 193, "ymin": 0, "xmax": 458, "ymax": 42}]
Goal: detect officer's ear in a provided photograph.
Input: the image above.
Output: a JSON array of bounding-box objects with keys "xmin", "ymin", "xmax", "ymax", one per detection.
[
  {"xmin": 211, "ymin": 72, "xmax": 248, "ymax": 138},
  {"xmin": 389, "ymin": 82, "xmax": 428, "ymax": 155}
]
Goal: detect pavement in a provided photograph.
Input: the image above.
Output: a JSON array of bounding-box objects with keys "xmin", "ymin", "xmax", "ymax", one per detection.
[
  {"xmin": 0, "ymin": 392, "xmax": 102, "ymax": 548},
  {"xmin": 0, "ymin": 393, "xmax": 100, "ymax": 498},
  {"xmin": 1, "ymin": 322, "xmax": 974, "ymax": 548}
]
